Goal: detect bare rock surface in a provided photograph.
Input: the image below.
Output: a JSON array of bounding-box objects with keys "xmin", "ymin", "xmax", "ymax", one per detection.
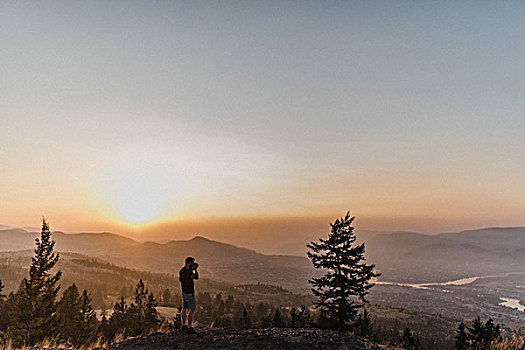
[{"xmin": 94, "ymin": 328, "xmax": 382, "ymax": 350}]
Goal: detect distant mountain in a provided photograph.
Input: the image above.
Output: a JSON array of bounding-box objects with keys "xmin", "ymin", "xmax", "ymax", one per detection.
[
  {"xmin": 435, "ymin": 227, "xmax": 525, "ymax": 252},
  {"xmin": 106, "ymin": 236, "xmax": 316, "ymax": 292},
  {"xmin": 3, "ymin": 226, "xmax": 525, "ymax": 289},
  {"xmin": 0, "ymin": 229, "xmax": 315, "ymax": 292},
  {"xmin": 0, "ymin": 228, "xmax": 140, "ymax": 255},
  {"xmin": 361, "ymin": 227, "xmax": 525, "ymax": 283}
]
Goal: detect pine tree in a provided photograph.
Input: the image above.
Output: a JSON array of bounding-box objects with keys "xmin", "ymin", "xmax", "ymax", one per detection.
[
  {"xmin": 272, "ymin": 308, "xmax": 284, "ymax": 328},
  {"xmin": 99, "ymin": 313, "xmax": 110, "ymax": 342},
  {"xmin": 316, "ymin": 310, "xmax": 333, "ymax": 329},
  {"xmin": 108, "ymin": 297, "xmax": 128, "ymax": 341},
  {"xmin": 1, "ymin": 292, "xmax": 15, "ymax": 332},
  {"xmin": 7, "ymin": 217, "xmax": 62, "ymax": 346},
  {"xmin": 289, "ymin": 307, "xmax": 300, "ymax": 328},
  {"xmin": 0, "ymin": 280, "xmax": 8, "ymax": 332},
  {"xmin": 128, "ymin": 279, "xmax": 148, "ymax": 336},
  {"xmin": 56, "ymin": 284, "xmax": 82, "ymax": 345},
  {"xmin": 126, "ymin": 280, "xmax": 158, "ymax": 336},
  {"xmin": 238, "ymin": 308, "xmax": 252, "ymax": 329},
  {"xmin": 78, "ymin": 290, "xmax": 99, "ymax": 346},
  {"xmin": 483, "ymin": 318, "xmax": 500, "ymax": 346},
  {"xmin": 306, "ymin": 212, "xmax": 380, "ymax": 331},
  {"xmin": 162, "ymin": 288, "xmax": 172, "ymax": 305},
  {"xmin": 255, "ymin": 302, "xmax": 268, "ymax": 322},
  {"xmin": 467, "ymin": 316, "xmax": 485, "ymax": 349},
  {"xmin": 261, "ymin": 313, "xmax": 273, "ymax": 328},
  {"xmin": 454, "ymin": 322, "xmax": 469, "ymax": 350},
  {"xmin": 144, "ymin": 292, "xmax": 159, "ymax": 333},
  {"xmin": 354, "ymin": 309, "xmax": 374, "ymax": 339},
  {"xmin": 297, "ymin": 305, "xmax": 311, "ymax": 328},
  {"xmin": 400, "ymin": 327, "xmax": 417, "ymax": 349},
  {"xmin": 0, "ymin": 280, "xmax": 4, "ymax": 300}
]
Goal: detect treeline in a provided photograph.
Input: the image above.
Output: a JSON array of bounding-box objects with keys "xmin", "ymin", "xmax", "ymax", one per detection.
[
  {"xmin": 0, "ymin": 219, "xmax": 163, "ymax": 348},
  {"xmin": 1, "ymin": 218, "xmax": 520, "ymax": 350},
  {"xmin": 0, "ymin": 254, "xmax": 311, "ymax": 312},
  {"xmin": 453, "ymin": 317, "xmax": 501, "ymax": 350}
]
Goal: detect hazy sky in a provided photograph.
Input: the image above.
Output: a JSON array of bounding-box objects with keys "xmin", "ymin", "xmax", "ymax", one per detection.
[{"xmin": 1, "ymin": 1, "xmax": 524, "ymax": 236}]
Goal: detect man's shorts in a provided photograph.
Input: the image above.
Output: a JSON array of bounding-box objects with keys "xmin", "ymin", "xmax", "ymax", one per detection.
[{"xmin": 182, "ymin": 292, "xmax": 197, "ymax": 311}]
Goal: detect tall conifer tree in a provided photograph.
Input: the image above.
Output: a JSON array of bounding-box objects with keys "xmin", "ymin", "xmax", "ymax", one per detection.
[
  {"xmin": 78, "ymin": 290, "xmax": 98, "ymax": 346},
  {"xmin": 0, "ymin": 280, "xmax": 8, "ymax": 332},
  {"xmin": 307, "ymin": 212, "xmax": 379, "ymax": 331},
  {"xmin": 56, "ymin": 284, "xmax": 82, "ymax": 345},
  {"xmin": 7, "ymin": 217, "xmax": 62, "ymax": 346},
  {"xmin": 454, "ymin": 322, "xmax": 469, "ymax": 350},
  {"xmin": 128, "ymin": 279, "xmax": 148, "ymax": 336},
  {"xmin": 144, "ymin": 292, "xmax": 159, "ymax": 333}
]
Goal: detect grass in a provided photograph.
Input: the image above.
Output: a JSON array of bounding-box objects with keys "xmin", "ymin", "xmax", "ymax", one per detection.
[{"xmin": 490, "ymin": 336, "xmax": 525, "ymax": 350}]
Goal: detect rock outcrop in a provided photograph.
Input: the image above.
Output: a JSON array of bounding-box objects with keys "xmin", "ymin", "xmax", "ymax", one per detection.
[{"xmin": 96, "ymin": 328, "xmax": 382, "ymax": 350}]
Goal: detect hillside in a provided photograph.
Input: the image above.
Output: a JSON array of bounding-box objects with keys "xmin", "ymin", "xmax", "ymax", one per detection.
[
  {"xmin": 0, "ymin": 251, "xmax": 311, "ymax": 311},
  {"xmin": 0, "ymin": 229, "xmax": 315, "ymax": 292},
  {"xmin": 3, "ymin": 226, "xmax": 525, "ymax": 288},
  {"xmin": 360, "ymin": 227, "xmax": 525, "ymax": 282}
]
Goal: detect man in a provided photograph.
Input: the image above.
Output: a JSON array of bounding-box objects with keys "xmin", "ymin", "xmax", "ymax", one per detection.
[{"xmin": 179, "ymin": 256, "xmax": 199, "ymax": 331}]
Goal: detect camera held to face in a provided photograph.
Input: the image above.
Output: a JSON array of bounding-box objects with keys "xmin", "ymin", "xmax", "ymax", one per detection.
[{"xmin": 191, "ymin": 262, "xmax": 199, "ymax": 270}]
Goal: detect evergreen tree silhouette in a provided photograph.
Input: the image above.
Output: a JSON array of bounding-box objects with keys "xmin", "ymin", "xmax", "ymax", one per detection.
[
  {"xmin": 144, "ymin": 291, "xmax": 159, "ymax": 332},
  {"xmin": 400, "ymin": 327, "xmax": 420, "ymax": 349},
  {"xmin": 56, "ymin": 284, "xmax": 82, "ymax": 345},
  {"xmin": 482, "ymin": 318, "xmax": 500, "ymax": 346},
  {"xmin": 128, "ymin": 279, "xmax": 148, "ymax": 336},
  {"xmin": 307, "ymin": 212, "xmax": 379, "ymax": 331},
  {"xmin": 467, "ymin": 316, "xmax": 485, "ymax": 348},
  {"xmin": 453, "ymin": 322, "xmax": 468, "ymax": 350},
  {"xmin": 78, "ymin": 290, "xmax": 98, "ymax": 346},
  {"xmin": 238, "ymin": 308, "xmax": 252, "ymax": 329},
  {"xmin": 289, "ymin": 307, "xmax": 300, "ymax": 328},
  {"xmin": 354, "ymin": 309, "xmax": 374, "ymax": 339},
  {"xmin": 272, "ymin": 308, "xmax": 284, "ymax": 327},
  {"xmin": 162, "ymin": 288, "xmax": 172, "ymax": 305},
  {"xmin": 261, "ymin": 312, "xmax": 273, "ymax": 328},
  {"xmin": 297, "ymin": 305, "xmax": 311, "ymax": 328},
  {"xmin": 108, "ymin": 297, "xmax": 128, "ymax": 340},
  {"xmin": 290, "ymin": 305, "xmax": 311, "ymax": 328},
  {"xmin": 7, "ymin": 217, "xmax": 62, "ymax": 346},
  {"xmin": 0, "ymin": 280, "xmax": 8, "ymax": 332}
]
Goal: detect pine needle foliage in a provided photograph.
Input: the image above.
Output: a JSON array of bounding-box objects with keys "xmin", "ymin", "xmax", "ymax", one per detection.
[
  {"xmin": 307, "ymin": 212, "xmax": 379, "ymax": 331},
  {"xmin": 7, "ymin": 217, "xmax": 62, "ymax": 347}
]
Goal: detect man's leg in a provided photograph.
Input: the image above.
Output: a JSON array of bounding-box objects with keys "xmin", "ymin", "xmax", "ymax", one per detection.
[
  {"xmin": 181, "ymin": 308, "xmax": 186, "ymax": 326},
  {"xmin": 187, "ymin": 310, "xmax": 194, "ymax": 327}
]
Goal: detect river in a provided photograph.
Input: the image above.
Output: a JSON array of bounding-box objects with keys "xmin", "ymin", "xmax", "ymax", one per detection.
[
  {"xmin": 376, "ymin": 273, "xmax": 525, "ymax": 312},
  {"xmin": 499, "ymin": 297, "xmax": 525, "ymax": 312}
]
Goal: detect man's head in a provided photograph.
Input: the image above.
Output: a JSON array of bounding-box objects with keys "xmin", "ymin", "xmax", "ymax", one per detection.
[{"xmin": 185, "ymin": 256, "xmax": 195, "ymax": 268}]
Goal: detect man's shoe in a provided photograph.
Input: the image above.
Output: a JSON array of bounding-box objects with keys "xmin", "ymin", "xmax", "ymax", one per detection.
[
  {"xmin": 181, "ymin": 325, "xmax": 188, "ymax": 331},
  {"xmin": 186, "ymin": 326, "xmax": 197, "ymax": 334}
]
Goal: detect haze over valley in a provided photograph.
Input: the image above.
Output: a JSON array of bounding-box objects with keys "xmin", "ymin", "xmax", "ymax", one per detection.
[{"xmin": 1, "ymin": 224, "xmax": 525, "ymax": 331}]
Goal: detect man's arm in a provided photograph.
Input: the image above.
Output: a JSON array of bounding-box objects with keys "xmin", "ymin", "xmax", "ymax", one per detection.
[{"xmin": 193, "ymin": 268, "xmax": 199, "ymax": 280}]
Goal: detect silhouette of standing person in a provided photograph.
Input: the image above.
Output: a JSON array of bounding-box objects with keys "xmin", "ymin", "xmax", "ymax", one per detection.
[{"xmin": 179, "ymin": 256, "xmax": 199, "ymax": 332}]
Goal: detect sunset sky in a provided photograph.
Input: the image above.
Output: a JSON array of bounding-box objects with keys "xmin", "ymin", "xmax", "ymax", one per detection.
[{"xmin": 1, "ymin": 1, "xmax": 524, "ymax": 239}]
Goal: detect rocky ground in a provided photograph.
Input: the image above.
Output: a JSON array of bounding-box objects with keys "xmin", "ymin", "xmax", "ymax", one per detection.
[
  {"xmin": 93, "ymin": 328, "xmax": 383, "ymax": 350},
  {"xmin": 26, "ymin": 328, "xmax": 384, "ymax": 350}
]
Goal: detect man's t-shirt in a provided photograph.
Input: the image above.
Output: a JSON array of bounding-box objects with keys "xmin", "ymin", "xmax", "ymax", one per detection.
[{"xmin": 179, "ymin": 267, "xmax": 196, "ymax": 294}]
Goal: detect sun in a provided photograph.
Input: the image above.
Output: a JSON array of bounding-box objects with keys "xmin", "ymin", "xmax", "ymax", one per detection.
[{"xmin": 114, "ymin": 173, "xmax": 163, "ymax": 225}]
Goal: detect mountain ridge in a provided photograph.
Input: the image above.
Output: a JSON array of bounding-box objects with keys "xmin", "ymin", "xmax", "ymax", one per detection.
[{"xmin": 3, "ymin": 226, "xmax": 525, "ymax": 288}]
